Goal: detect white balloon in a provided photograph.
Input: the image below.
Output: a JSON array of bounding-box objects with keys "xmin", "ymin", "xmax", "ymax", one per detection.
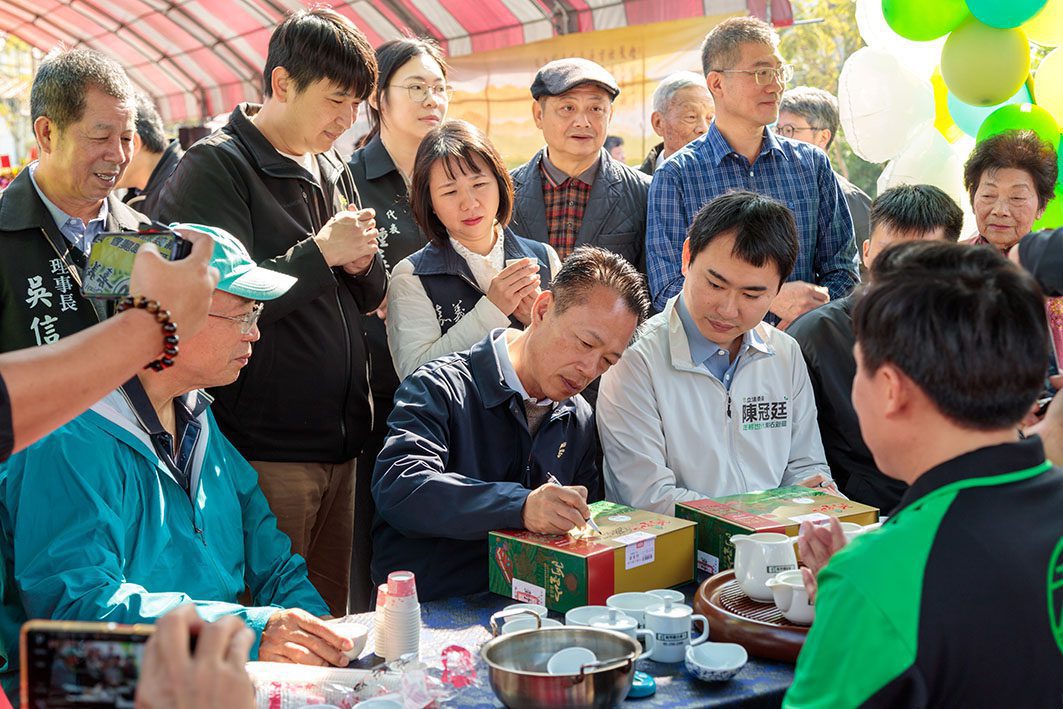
[
  {"xmin": 839, "ymin": 47, "xmax": 936, "ymax": 163},
  {"xmin": 877, "ymin": 127, "xmax": 968, "ymax": 213},
  {"xmin": 854, "ymin": 0, "xmax": 946, "ymax": 78}
]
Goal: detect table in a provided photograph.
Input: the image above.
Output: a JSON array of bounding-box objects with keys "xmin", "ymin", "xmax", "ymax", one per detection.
[{"xmin": 347, "ymin": 585, "xmax": 793, "ymax": 708}]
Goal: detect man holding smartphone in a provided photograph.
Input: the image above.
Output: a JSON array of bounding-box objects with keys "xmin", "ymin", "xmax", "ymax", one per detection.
[{"xmin": 155, "ymin": 8, "xmax": 384, "ymax": 616}]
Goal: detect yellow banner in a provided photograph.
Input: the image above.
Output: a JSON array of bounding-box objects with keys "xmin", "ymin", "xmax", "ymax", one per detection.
[{"xmin": 446, "ymin": 14, "xmax": 740, "ymax": 168}]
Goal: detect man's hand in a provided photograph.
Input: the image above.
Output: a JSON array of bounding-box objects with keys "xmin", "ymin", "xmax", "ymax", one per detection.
[
  {"xmin": 797, "ymin": 472, "xmax": 843, "ymax": 497},
  {"xmin": 135, "ymin": 606, "xmax": 255, "ymax": 709},
  {"xmin": 522, "ymin": 483, "xmax": 589, "ymax": 535},
  {"xmin": 372, "ymin": 294, "xmax": 388, "ymax": 321},
  {"xmin": 1024, "ymin": 374, "xmax": 1062, "ymax": 463},
  {"xmin": 314, "ymin": 207, "xmax": 379, "ymax": 272},
  {"xmin": 258, "ymin": 608, "xmax": 353, "ymax": 667},
  {"xmin": 130, "ymin": 229, "xmax": 219, "ymax": 342},
  {"xmin": 770, "ymin": 281, "xmax": 829, "ymax": 329},
  {"xmin": 797, "ymin": 518, "xmax": 847, "ymax": 579}
]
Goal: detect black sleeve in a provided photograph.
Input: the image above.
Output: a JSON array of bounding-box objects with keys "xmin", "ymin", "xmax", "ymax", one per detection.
[
  {"xmin": 0, "ymin": 373, "xmax": 12, "ymax": 463},
  {"xmin": 1019, "ymin": 228, "xmax": 1063, "ymax": 296}
]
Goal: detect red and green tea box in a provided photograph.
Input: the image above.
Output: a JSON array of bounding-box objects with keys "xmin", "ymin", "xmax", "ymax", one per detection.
[
  {"xmin": 488, "ymin": 501, "xmax": 696, "ymax": 612},
  {"xmin": 675, "ymin": 486, "xmax": 879, "ymax": 576}
]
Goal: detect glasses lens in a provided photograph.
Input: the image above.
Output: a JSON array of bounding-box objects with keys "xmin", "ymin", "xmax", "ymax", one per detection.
[
  {"xmin": 243, "ymin": 304, "xmax": 263, "ymax": 334},
  {"xmin": 409, "ymin": 85, "xmax": 428, "ymax": 103}
]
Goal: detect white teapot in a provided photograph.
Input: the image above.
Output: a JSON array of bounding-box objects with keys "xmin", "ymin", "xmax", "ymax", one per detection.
[{"xmin": 730, "ymin": 532, "xmax": 797, "ymax": 602}]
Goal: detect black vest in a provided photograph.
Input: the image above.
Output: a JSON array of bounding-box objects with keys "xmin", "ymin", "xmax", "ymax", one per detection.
[{"xmin": 408, "ymin": 230, "xmax": 553, "ymax": 335}]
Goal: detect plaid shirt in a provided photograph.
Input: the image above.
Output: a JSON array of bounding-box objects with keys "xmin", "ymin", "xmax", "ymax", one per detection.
[
  {"xmin": 646, "ymin": 123, "xmax": 859, "ymax": 312},
  {"xmin": 540, "ymin": 159, "xmax": 593, "ymax": 260}
]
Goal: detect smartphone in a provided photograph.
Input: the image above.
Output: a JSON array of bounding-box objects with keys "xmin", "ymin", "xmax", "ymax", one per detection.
[
  {"xmin": 82, "ymin": 225, "xmax": 192, "ymax": 300},
  {"xmin": 20, "ymin": 619, "xmax": 154, "ymax": 708}
]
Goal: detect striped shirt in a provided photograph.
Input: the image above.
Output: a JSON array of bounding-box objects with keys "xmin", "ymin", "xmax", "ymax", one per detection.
[{"xmin": 645, "ymin": 123, "xmax": 859, "ymax": 312}]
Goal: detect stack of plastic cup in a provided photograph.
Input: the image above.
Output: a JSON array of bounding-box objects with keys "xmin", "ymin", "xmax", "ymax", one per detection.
[{"xmin": 377, "ymin": 570, "xmax": 421, "ymax": 662}]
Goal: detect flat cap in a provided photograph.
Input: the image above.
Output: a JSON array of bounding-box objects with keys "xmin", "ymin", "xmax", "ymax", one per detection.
[{"xmin": 530, "ymin": 58, "xmax": 620, "ymax": 101}]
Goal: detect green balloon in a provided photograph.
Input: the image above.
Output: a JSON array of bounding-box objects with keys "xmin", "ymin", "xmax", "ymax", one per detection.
[
  {"xmin": 976, "ymin": 103, "xmax": 1061, "ymax": 147},
  {"xmin": 967, "ymin": 0, "xmax": 1047, "ymax": 29},
  {"xmin": 1033, "ymin": 185, "xmax": 1063, "ymax": 230},
  {"xmin": 941, "ymin": 19, "xmax": 1030, "ymax": 106},
  {"xmin": 882, "ymin": 0, "xmax": 970, "ymax": 40}
]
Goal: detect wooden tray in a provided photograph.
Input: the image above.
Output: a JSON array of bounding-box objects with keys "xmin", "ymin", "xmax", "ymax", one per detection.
[{"xmin": 693, "ymin": 570, "xmax": 808, "ymax": 663}]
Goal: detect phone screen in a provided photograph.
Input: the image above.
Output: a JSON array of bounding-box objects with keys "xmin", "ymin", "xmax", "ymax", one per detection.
[
  {"xmin": 82, "ymin": 229, "xmax": 190, "ymax": 300},
  {"xmin": 21, "ymin": 621, "xmax": 152, "ymax": 708}
]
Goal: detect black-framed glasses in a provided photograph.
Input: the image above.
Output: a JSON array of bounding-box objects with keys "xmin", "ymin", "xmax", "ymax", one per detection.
[
  {"xmin": 391, "ymin": 82, "xmax": 453, "ymax": 103},
  {"xmin": 711, "ymin": 64, "xmax": 794, "ymax": 86},
  {"xmin": 774, "ymin": 123, "xmax": 821, "ymax": 139},
  {"xmin": 208, "ymin": 302, "xmax": 263, "ymax": 334}
]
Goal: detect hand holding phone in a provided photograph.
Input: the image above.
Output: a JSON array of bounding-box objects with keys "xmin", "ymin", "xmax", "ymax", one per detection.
[
  {"xmin": 128, "ymin": 229, "xmax": 220, "ymax": 342},
  {"xmin": 82, "ymin": 224, "xmax": 193, "ymax": 300}
]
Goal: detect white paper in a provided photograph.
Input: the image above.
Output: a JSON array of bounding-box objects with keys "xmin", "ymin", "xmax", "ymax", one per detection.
[
  {"xmin": 512, "ymin": 577, "xmax": 546, "ymax": 606},
  {"xmin": 614, "ymin": 531, "xmax": 655, "ymax": 570},
  {"xmin": 789, "ymin": 512, "xmax": 831, "ymax": 524},
  {"xmin": 697, "ymin": 550, "xmax": 719, "ymax": 575}
]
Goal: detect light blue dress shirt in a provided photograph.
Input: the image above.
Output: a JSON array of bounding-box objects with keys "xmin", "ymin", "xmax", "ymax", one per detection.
[
  {"xmin": 28, "ymin": 162, "xmax": 110, "ymax": 255},
  {"xmin": 675, "ymin": 293, "xmax": 771, "ymax": 390}
]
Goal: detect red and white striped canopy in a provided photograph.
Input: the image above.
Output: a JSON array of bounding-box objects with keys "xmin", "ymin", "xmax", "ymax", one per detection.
[{"xmin": 0, "ymin": 0, "xmax": 792, "ymax": 123}]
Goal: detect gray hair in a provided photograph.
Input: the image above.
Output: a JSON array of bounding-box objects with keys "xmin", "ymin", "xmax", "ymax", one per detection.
[
  {"xmin": 133, "ymin": 93, "xmax": 167, "ymax": 153},
  {"xmin": 31, "ymin": 49, "xmax": 135, "ymax": 131},
  {"xmin": 780, "ymin": 86, "xmax": 840, "ymax": 148},
  {"xmin": 652, "ymin": 71, "xmax": 709, "ymax": 114},
  {"xmin": 700, "ymin": 17, "xmax": 778, "ymax": 76}
]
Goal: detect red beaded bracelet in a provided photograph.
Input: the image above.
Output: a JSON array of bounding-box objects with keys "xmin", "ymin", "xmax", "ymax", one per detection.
[{"xmin": 115, "ymin": 296, "xmax": 179, "ymax": 371}]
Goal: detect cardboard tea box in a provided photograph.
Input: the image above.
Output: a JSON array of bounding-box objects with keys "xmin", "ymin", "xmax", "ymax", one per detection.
[
  {"xmin": 488, "ymin": 501, "xmax": 696, "ymax": 612},
  {"xmin": 674, "ymin": 486, "xmax": 879, "ymax": 576}
]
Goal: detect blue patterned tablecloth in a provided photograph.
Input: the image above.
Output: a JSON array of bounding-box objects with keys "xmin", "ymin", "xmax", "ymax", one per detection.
[{"xmin": 347, "ymin": 585, "xmax": 792, "ymax": 708}]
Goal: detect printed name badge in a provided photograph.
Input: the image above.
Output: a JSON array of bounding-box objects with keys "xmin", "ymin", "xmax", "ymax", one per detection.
[
  {"xmin": 615, "ymin": 531, "xmax": 655, "ymax": 570},
  {"xmin": 512, "ymin": 578, "xmax": 546, "ymax": 606}
]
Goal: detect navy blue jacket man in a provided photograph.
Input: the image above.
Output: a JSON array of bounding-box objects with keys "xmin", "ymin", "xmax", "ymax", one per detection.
[{"xmin": 371, "ymin": 247, "xmax": 649, "ymax": 601}]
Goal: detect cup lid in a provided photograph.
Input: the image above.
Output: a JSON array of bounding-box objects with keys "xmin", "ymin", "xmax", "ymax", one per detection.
[
  {"xmin": 588, "ymin": 609, "xmax": 636, "ymax": 630},
  {"xmin": 646, "ymin": 598, "xmax": 690, "ymax": 618}
]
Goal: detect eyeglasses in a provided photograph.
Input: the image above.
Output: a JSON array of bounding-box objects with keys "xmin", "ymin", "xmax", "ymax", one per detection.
[
  {"xmin": 774, "ymin": 123, "xmax": 821, "ymax": 139},
  {"xmin": 208, "ymin": 302, "xmax": 263, "ymax": 334},
  {"xmin": 711, "ymin": 64, "xmax": 794, "ymax": 86},
  {"xmin": 391, "ymin": 82, "xmax": 453, "ymax": 103}
]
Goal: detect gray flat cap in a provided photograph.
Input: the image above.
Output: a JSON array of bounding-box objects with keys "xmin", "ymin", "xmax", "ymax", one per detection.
[{"xmin": 531, "ymin": 58, "xmax": 620, "ymax": 101}]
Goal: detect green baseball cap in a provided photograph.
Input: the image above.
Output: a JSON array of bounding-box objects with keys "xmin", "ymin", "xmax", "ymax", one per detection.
[{"xmin": 169, "ymin": 223, "xmax": 296, "ymax": 301}]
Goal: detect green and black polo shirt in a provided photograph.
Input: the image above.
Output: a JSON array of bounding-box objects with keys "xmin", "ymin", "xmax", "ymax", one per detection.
[{"xmin": 786, "ymin": 438, "xmax": 1063, "ymax": 707}]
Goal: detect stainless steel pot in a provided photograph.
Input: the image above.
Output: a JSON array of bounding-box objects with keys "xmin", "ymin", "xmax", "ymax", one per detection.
[{"xmin": 481, "ymin": 626, "xmax": 640, "ymax": 708}]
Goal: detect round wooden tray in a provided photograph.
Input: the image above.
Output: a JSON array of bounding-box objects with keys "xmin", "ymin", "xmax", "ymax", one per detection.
[{"xmin": 693, "ymin": 570, "xmax": 808, "ymax": 663}]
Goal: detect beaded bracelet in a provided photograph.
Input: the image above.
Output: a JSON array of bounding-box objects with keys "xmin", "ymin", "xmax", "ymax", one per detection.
[{"xmin": 115, "ymin": 296, "xmax": 179, "ymax": 371}]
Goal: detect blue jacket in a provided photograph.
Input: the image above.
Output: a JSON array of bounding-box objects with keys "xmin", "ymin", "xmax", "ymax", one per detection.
[
  {"xmin": 371, "ymin": 332, "xmax": 599, "ymax": 601},
  {"xmin": 0, "ymin": 390, "xmax": 328, "ymax": 688}
]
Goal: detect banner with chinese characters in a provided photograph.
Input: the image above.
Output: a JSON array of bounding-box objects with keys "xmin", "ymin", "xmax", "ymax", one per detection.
[{"xmin": 445, "ymin": 14, "xmax": 740, "ymax": 168}]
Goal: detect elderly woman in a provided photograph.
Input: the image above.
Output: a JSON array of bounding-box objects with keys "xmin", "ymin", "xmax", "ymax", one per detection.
[
  {"xmin": 387, "ymin": 120, "xmax": 562, "ymax": 380},
  {"xmin": 963, "ymin": 129, "xmax": 1061, "ymax": 369}
]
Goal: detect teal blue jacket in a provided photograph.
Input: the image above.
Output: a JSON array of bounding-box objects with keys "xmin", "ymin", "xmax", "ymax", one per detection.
[{"xmin": 0, "ymin": 389, "xmax": 328, "ymax": 687}]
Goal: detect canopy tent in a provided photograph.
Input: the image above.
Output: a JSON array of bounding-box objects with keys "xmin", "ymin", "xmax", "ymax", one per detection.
[{"xmin": 0, "ymin": 0, "xmax": 792, "ymax": 124}]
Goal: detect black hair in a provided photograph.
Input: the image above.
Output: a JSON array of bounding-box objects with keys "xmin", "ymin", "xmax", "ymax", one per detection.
[
  {"xmin": 869, "ymin": 184, "xmax": 965, "ymax": 243},
  {"xmin": 686, "ymin": 191, "xmax": 798, "ymax": 281},
  {"xmin": 551, "ymin": 246, "xmax": 650, "ymax": 325},
  {"xmin": 362, "ymin": 37, "xmax": 448, "ymax": 145},
  {"xmin": 853, "ymin": 240, "xmax": 1047, "ymax": 430},
  {"xmin": 31, "ymin": 49, "xmax": 134, "ymax": 131},
  {"xmin": 132, "ymin": 93, "xmax": 167, "ymax": 153},
  {"xmin": 263, "ymin": 7, "xmax": 376, "ymax": 101}
]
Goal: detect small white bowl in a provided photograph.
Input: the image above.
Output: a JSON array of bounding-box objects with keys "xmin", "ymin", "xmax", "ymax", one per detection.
[
  {"xmin": 547, "ymin": 646, "xmax": 597, "ymax": 675},
  {"xmin": 685, "ymin": 642, "xmax": 748, "ymax": 682},
  {"xmin": 606, "ymin": 592, "xmax": 660, "ymax": 627},
  {"xmin": 564, "ymin": 605, "xmax": 611, "ymax": 626},
  {"xmin": 501, "ymin": 617, "xmax": 563, "ymax": 634}
]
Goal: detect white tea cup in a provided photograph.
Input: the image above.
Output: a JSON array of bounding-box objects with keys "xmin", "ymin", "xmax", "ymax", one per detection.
[
  {"xmin": 546, "ymin": 646, "xmax": 597, "ymax": 674},
  {"xmin": 644, "ymin": 599, "xmax": 709, "ymax": 663},
  {"xmin": 588, "ymin": 610, "xmax": 655, "ymax": 660}
]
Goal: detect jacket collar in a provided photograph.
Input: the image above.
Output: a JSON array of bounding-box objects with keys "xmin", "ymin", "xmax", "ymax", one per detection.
[
  {"xmin": 411, "ymin": 228, "xmax": 529, "ymax": 281},
  {"xmin": 228, "ymin": 103, "xmax": 345, "ymax": 187},
  {"xmin": 363, "ymin": 135, "xmax": 400, "ymax": 181},
  {"xmin": 663, "ymin": 295, "xmax": 775, "ymax": 373},
  {"xmin": 0, "ymin": 167, "xmax": 144, "ymax": 235},
  {"xmin": 468, "ymin": 330, "xmax": 581, "ymax": 420},
  {"xmin": 895, "ymin": 438, "xmax": 1050, "ymax": 514}
]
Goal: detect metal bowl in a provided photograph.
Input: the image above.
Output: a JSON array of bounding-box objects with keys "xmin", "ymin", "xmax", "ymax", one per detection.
[{"xmin": 481, "ymin": 626, "xmax": 639, "ymax": 708}]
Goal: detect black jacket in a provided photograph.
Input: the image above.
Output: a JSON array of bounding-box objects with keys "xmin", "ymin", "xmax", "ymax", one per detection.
[
  {"xmin": 0, "ymin": 169, "xmax": 145, "ymax": 353},
  {"xmin": 639, "ymin": 142, "xmax": 664, "ymax": 175},
  {"xmin": 510, "ymin": 148, "xmax": 651, "ymax": 272},
  {"xmin": 154, "ymin": 104, "xmax": 387, "ymax": 463},
  {"xmin": 348, "ymin": 136, "xmax": 427, "ymax": 401},
  {"xmin": 787, "ymin": 296, "xmax": 908, "ymax": 511},
  {"xmin": 123, "ymin": 139, "xmax": 183, "ymax": 220},
  {"xmin": 1020, "ymin": 227, "xmax": 1063, "ymax": 296}
]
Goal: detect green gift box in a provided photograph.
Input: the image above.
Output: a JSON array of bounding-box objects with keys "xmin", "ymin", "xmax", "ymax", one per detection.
[
  {"xmin": 675, "ymin": 486, "xmax": 879, "ymax": 576},
  {"xmin": 488, "ymin": 501, "xmax": 696, "ymax": 612}
]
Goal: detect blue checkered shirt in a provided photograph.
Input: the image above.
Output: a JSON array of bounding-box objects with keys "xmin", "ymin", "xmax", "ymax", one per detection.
[{"xmin": 646, "ymin": 124, "xmax": 860, "ymax": 312}]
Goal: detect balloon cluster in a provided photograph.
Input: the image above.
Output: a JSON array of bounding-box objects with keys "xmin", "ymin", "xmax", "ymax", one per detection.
[{"xmin": 840, "ymin": 0, "xmax": 1063, "ymax": 230}]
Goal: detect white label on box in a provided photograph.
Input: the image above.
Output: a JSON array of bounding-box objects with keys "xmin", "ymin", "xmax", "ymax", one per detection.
[
  {"xmin": 615, "ymin": 531, "xmax": 655, "ymax": 570},
  {"xmin": 789, "ymin": 512, "xmax": 831, "ymax": 524},
  {"xmin": 697, "ymin": 550, "xmax": 719, "ymax": 575},
  {"xmin": 512, "ymin": 578, "xmax": 545, "ymax": 606}
]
